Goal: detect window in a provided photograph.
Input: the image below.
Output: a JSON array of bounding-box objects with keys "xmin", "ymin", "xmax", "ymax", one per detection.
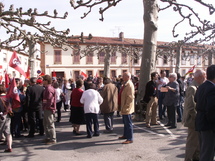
[
  {"xmin": 24, "ymin": 58, "xmax": 28, "ymax": 65},
  {"xmin": 99, "ymin": 70, "xmax": 104, "ymax": 77},
  {"xmin": 74, "ymin": 71, "xmax": 80, "ymax": 80},
  {"xmin": 133, "ymin": 53, "xmax": 139, "ymax": 64},
  {"xmin": 111, "ymin": 70, "xmax": 116, "ymax": 78},
  {"xmin": 121, "ymin": 53, "xmax": 127, "ymax": 64},
  {"xmin": 73, "ymin": 48, "xmax": 80, "ymax": 64},
  {"xmin": 182, "ymin": 69, "xmax": 186, "ymax": 76},
  {"xmin": 87, "ymin": 70, "xmax": 93, "ymax": 77},
  {"xmin": 99, "ymin": 52, "xmax": 105, "ymax": 64},
  {"xmin": 181, "ymin": 57, "xmax": 186, "ymax": 65},
  {"xmin": 54, "ymin": 50, "xmax": 62, "ymax": 64},
  {"xmin": 190, "ymin": 55, "xmax": 194, "ymax": 65},
  {"xmin": 197, "ymin": 56, "xmax": 201, "ymax": 65},
  {"xmin": 86, "ymin": 52, "xmax": 93, "ymax": 64},
  {"xmin": 111, "ymin": 52, "xmax": 116, "ymax": 64},
  {"xmin": 163, "ymin": 55, "xmax": 167, "ymax": 64}
]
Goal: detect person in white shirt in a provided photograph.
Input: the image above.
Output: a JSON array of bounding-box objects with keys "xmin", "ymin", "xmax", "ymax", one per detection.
[
  {"xmin": 53, "ymin": 82, "xmax": 63, "ymax": 122},
  {"xmin": 157, "ymin": 70, "xmax": 169, "ymax": 120},
  {"xmin": 80, "ymin": 83, "xmax": 103, "ymax": 138}
]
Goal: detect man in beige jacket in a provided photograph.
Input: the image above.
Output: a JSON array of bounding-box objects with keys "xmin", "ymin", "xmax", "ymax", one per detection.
[
  {"xmin": 183, "ymin": 69, "xmax": 206, "ymax": 161},
  {"xmin": 118, "ymin": 72, "xmax": 135, "ymax": 144}
]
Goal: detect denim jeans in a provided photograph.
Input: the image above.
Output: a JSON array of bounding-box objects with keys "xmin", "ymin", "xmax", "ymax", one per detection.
[{"xmin": 122, "ymin": 114, "xmax": 133, "ymax": 141}]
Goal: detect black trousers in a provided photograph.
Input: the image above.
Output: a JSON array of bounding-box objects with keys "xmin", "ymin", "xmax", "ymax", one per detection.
[
  {"xmin": 166, "ymin": 104, "xmax": 177, "ymax": 127},
  {"xmin": 28, "ymin": 109, "xmax": 44, "ymax": 136},
  {"xmin": 56, "ymin": 101, "xmax": 62, "ymax": 122},
  {"xmin": 85, "ymin": 113, "xmax": 99, "ymax": 137}
]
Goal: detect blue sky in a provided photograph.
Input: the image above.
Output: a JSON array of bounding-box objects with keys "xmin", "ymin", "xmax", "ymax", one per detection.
[{"xmin": 1, "ymin": 0, "xmax": 215, "ymax": 42}]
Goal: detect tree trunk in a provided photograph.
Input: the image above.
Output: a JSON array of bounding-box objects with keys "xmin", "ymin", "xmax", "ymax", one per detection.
[
  {"xmin": 28, "ymin": 40, "xmax": 36, "ymax": 77},
  {"xmin": 104, "ymin": 51, "xmax": 110, "ymax": 77},
  {"xmin": 138, "ymin": 0, "xmax": 158, "ymax": 99},
  {"xmin": 175, "ymin": 44, "xmax": 182, "ymax": 73}
]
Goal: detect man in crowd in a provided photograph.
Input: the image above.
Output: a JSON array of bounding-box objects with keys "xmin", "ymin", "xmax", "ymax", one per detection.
[
  {"xmin": 118, "ymin": 72, "xmax": 135, "ymax": 144},
  {"xmin": 100, "ymin": 77, "xmax": 118, "ymax": 133},
  {"xmin": 143, "ymin": 72, "xmax": 159, "ymax": 128},
  {"xmin": 183, "ymin": 69, "xmax": 206, "ymax": 161},
  {"xmin": 25, "ymin": 77, "xmax": 44, "ymax": 137},
  {"xmin": 195, "ymin": 65, "xmax": 215, "ymax": 161},
  {"xmin": 42, "ymin": 75, "xmax": 57, "ymax": 144}
]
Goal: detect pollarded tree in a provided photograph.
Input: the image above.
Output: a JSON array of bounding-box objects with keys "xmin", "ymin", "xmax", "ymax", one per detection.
[
  {"xmin": 0, "ymin": 3, "xmax": 92, "ymax": 77},
  {"xmin": 70, "ymin": 0, "xmax": 215, "ymax": 99}
]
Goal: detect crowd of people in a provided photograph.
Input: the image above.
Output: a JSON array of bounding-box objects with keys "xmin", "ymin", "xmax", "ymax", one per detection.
[{"xmin": 0, "ymin": 66, "xmax": 215, "ymax": 161}]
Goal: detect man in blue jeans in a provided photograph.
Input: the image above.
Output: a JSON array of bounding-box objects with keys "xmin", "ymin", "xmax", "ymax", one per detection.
[{"xmin": 118, "ymin": 72, "xmax": 135, "ymax": 144}]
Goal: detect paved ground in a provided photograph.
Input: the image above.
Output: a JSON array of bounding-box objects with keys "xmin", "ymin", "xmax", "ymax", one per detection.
[{"xmin": 0, "ymin": 111, "xmax": 187, "ymax": 161}]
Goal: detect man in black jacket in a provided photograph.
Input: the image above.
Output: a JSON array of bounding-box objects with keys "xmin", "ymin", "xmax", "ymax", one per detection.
[
  {"xmin": 195, "ymin": 65, "xmax": 215, "ymax": 161},
  {"xmin": 143, "ymin": 72, "xmax": 159, "ymax": 128},
  {"xmin": 25, "ymin": 77, "xmax": 44, "ymax": 137}
]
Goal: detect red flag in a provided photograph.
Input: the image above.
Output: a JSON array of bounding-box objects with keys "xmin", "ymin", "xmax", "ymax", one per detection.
[
  {"xmin": 6, "ymin": 78, "xmax": 20, "ymax": 109},
  {"xmin": 40, "ymin": 72, "xmax": 45, "ymax": 77},
  {"xmin": 4, "ymin": 70, "xmax": 10, "ymax": 88},
  {"xmin": 185, "ymin": 65, "xmax": 195, "ymax": 76},
  {"xmin": 25, "ymin": 66, "xmax": 30, "ymax": 80},
  {"xmin": 80, "ymin": 71, "xmax": 87, "ymax": 79},
  {"xmin": 9, "ymin": 51, "xmax": 26, "ymax": 78}
]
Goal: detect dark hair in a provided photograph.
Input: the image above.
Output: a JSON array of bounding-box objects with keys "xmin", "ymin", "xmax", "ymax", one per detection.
[
  {"xmin": 133, "ymin": 76, "xmax": 139, "ymax": 81},
  {"xmin": 177, "ymin": 73, "xmax": 181, "ymax": 79},
  {"xmin": 207, "ymin": 65, "xmax": 215, "ymax": 81},
  {"xmin": 151, "ymin": 72, "xmax": 158, "ymax": 80},
  {"xmin": 53, "ymin": 82, "xmax": 59, "ymax": 88},
  {"xmin": 30, "ymin": 77, "xmax": 37, "ymax": 84},
  {"xmin": 103, "ymin": 77, "xmax": 111, "ymax": 84},
  {"xmin": 160, "ymin": 70, "xmax": 166, "ymax": 74},
  {"xmin": 43, "ymin": 75, "xmax": 52, "ymax": 84},
  {"xmin": 0, "ymin": 85, "xmax": 6, "ymax": 94},
  {"xmin": 76, "ymin": 79, "xmax": 83, "ymax": 88},
  {"xmin": 89, "ymin": 83, "xmax": 96, "ymax": 90}
]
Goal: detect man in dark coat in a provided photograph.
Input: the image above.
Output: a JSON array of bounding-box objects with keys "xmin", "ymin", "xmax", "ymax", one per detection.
[
  {"xmin": 195, "ymin": 65, "xmax": 215, "ymax": 161},
  {"xmin": 25, "ymin": 77, "xmax": 44, "ymax": 137}
]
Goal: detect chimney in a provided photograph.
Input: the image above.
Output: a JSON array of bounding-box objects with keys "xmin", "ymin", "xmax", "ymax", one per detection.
[{"xmin": 119, "ymin": 32, "xmax": 124, "ymax": 41}]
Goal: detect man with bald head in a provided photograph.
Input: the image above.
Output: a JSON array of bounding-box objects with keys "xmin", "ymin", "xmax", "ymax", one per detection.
[
  {"xmin": 183, "ymin": 69, "xmax": 206, "ymax": 161},
  {"xmin": 118, "ymin": 72, "xmax": 135, "ymax": 144}
]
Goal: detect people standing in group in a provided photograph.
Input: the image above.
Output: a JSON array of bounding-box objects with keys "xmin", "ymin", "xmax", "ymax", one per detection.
[
  {"xmin": 100, "ymin": 77, "xmax": 118, "ymax": 133},
  {"xmin": 195, "ymin": 65, "xmax": 215, "ymax": 161},
  {"xmin": 70, "ymin": 79, "xmax": 85, "ymax": 135},
  {"xmin": 187, "ymin": 73, "xmax": 194, "ymax": 87},
  {"xmin": 80, "ymin": 83, "xmax": 103, "ymax": 138},
  {"xmin": 42, "ymin": 75, "xmax": 57, "ymax": 144},
  {"xmin": 183, "ymin": 69, "xmax": 206, "ymax": 161},
  {"xmin": 53, "ymin": 82, "xmax": 63, "ymax": 123},
  {"xmin": 143, "ymin": 72, "xmax": 159, "ymax": 128},
  {"xmin": 118, "ymin": 72, "xmax": 135, "ymax": 144},
  {"xmin": 0, "ymin": 85, "xmax": 13, "ymax": 152},
  {"xmin": 163, "ymin": 73, "xmax": 179, "ymax": 129},
  {"xmin": 25, "ymin": 77, "xmax": 44, "ymax": 137},
  {"xmin": 157, "ymin": 70, "xmax": 169, "ymax": 120},
  {"xmin": 116, "ymin": 78, "xmax": 124, "ymax": 117}
]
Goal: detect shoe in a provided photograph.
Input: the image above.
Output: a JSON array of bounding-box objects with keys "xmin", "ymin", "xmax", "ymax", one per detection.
[
  {"xmin": 73, "ymin": 130, "xmax": 76, "ymax": 134},
  {"xmin": 4, "ymin": 149, "xmax": 12, "ymax": 152},
  {"xmin": 117, "ymin": 114, "xmax": 121, "ymax": 117},
  {"xmin": 45, "ymin": 140, "xmax": 56, "ymax": 145},
  {"xmin": 75, "ymin": 132, "xmax": 82, "ymax": 135},
  {"xmin": 15, "ymin": 135, "xmax": 24, "ymax": 138},
  {"xmin": 118, "ymin": 136, "xmax": 126, "ymax": 139},
  {"xmin": 93, "ymin": 133, "xmax": 100, "ymax": 137},
  {"xmin": 151, "ymin": 122, "xmax": 159, "ymax": 125},
  {"xmin": 146, "ymin": 124, "xmax": 151, "ymax": 128},
  {"xmin": 25, "ymin": 135, "xmax": 34, "ymax": 138},
  {"xmin": 86, "ymin": 135, "xmax": 92, "ymax": 138},
  {"xmin": 165, "ymin": 124, "xmax": 171, "ymax": 127},
  {"xmin": 42, "ymin": 139, "xmax": 50, "ymax": 143},
  {"xmin": 122, "ymin": 140, "xmax": 133, "ymax": 144},
  {"xmin": 0, "ymin": 141, "xmax": 7, "ymax": 145},
  {"xmin": 177, "ymin": 119, "xmax": 182, "ymax": 122},
  {"xmin": 168, "ymin": 126, "xmax": 177, "ymax": 129}
]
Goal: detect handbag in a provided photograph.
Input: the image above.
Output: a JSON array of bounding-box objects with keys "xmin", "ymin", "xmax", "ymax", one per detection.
[{"xmin": 60, "ymin": 93, "xmax": 66, "ymax": 103}]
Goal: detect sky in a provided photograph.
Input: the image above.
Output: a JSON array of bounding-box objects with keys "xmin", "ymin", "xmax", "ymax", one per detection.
[{"xmin": 1, "ymin": 0, "xmax": 215, "ymax": 43}]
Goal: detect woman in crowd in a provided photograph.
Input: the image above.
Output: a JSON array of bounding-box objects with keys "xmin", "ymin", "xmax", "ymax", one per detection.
[
  {"xmin": 53, "ymin": 82, "xmax": 63, "ymax": 122},
  {"xmin": 0, "ymin": 85, "xmax": 13, "ymax": 152},
  {"xmin": 70, "ymin": 79, "xmax": 85, "ymax": 135}
]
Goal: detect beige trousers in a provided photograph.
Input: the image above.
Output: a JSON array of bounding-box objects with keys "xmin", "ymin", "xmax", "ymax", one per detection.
[
  {"xmin": 145, "ymin": 97, "xmax": 158, "ymax": 125},
  {"xmin": 43, "ymin": 110, "xmax": 56, "ymax": 142}
]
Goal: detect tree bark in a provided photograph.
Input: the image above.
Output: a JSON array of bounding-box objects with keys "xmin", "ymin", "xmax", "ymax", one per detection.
[
  {"xmin": 104, "ymin": 51, "xmax": 110, "ymax": 77},
  {"xmin": 175, "ymin": 43, "xmax": 182, "ymax": 73},
  {"xmin": 138, "ymin": 0, "xmax": 158, "ymax": 100},
  {"xmin": 28, "ymin": 40, "xmax": 36, "ymax": 77}
]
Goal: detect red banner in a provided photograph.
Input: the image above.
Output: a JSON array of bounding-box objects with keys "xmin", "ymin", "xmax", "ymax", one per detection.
[{"xmin": 9, "ymin": 51, "xmax": 26, "ymax": 78}]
